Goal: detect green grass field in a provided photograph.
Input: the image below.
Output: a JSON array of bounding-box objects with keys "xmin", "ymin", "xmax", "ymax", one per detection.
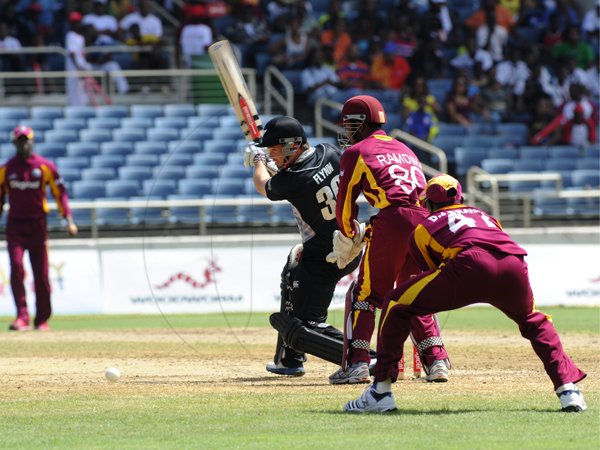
[{"xmin": 0, "ymin": 307, "xmax": 598, "ymax": 449}]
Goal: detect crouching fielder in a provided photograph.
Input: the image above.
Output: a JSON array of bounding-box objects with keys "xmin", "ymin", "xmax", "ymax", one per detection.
[{"xmin": 344, "ymin": 174, "xmax": 587, "ymax": 413}]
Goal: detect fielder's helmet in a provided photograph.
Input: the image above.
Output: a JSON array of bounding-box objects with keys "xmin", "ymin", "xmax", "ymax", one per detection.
[
  {"xmin": 12, "ymin": 125, "xmax": 34, "ymax": 141},
  {"xmin": 423, "ymin": 174, "xmax": 463, "ymax": 206},
  {"xmin": 338, "ymin": 95, "xmax": 386, "ymax": 149},
  {"xmin": 257, "ymin": 116, "xmax": 306, "ymax": 157}
]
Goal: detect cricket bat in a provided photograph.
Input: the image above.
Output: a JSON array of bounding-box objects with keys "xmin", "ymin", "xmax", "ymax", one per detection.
[{"xmin": 208, "ymin": 40, "xmax": 263, "ymax": 142}]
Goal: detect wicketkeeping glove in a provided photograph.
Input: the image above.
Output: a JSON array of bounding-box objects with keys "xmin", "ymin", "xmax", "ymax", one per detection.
[{"xmin": 326, "ymin": 220, "xmax": 366, "ymax": 269}]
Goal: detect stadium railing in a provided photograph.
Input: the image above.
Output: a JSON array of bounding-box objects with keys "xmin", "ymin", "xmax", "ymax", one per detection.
[{"xmin": 263, "ymin": 65, "xmax": 294, "ymax": 117}]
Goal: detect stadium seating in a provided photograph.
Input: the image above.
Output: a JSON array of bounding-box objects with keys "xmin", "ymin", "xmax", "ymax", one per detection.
[
  {"xmin": 142, "ymin": 179, "xmax": 177, "ymax": 198},
  {"xmin": 87, "ymin": 117, "xmax": 122, "ymax": 130},
  {"xmin": 134, "ymin": 141, "xmax": 168, "ymax": 155},
  {"xmin": 121, "ymin": 117, "xmax": 154, "ymax": 129},
  {"xmin": 146, "ymin": 128, "xmax": 180, "ymax": 143},
  {"xmin": 81, "ymin": 167, "xmax": 117, "ymax": 181},
  {"xmin": 72, "ymin": 180, "xmax": 106, "ymax": 199},
  {"xmin": 91, "ymin": 154, "xmax": 125, "ymax": 169},
  {"xmin": 164, "ymin": 104, "xmax": 197, "ymax": 118},
  {"xmin": 101, "ymin": 141, "xmax": 134, "ymax": 155},
  {"xmin": 64, "ymin": 105, "xmax": 96, "ymax": 119},
  {"xmin": 154, "ymin": 166, "xmax": 186, "ymax": 182},
  {"xmin": 37, "ymin": 142, "xmax": 67, "ymax": 159},
  {"xmin": 95, "ymin": 197, "xmax": 130, "ymax": 225},
  {"xmin": 105, "ymin": 179, "xmax": 141, "ymax": 197},
  {"xmin": 212, "ymin": 179, "xmax": 245, "ymax": 196},
  {"xmin": 168, "ymin": 140, "xmax": 202, "ymax": 154},
  {"xmin": 95, "ymin": 105, "xmax": 129, "ymax": 119},
  {"xmin": 167, "ymin": 194, "xmax": 202, "ymax": 224},
  {"xmin": 571, "ymin": 170, "xmax": 600, "ymax": 188},
  {"xmin": 159, "ymin": 153, "xmax": 194, "ymax": 167},
  {"xmin": 118, "ymin": 166, "xmax": 154, "ymax": 182},
  {"xmin": 454, "ymin": 147, "xmax": 487, "ymax": 176},
  {"xmin": 130, "ymin": 196, "xmax": 168, "ymax": 225},
  {"xmin": 30, "ymin": 106, "xmax": 64, "ymax": 121},
  {"xmin": 79, "ymin": 129, "xmax": 114, "ymax": 144},
  {"xmin": 53, "ymin": 118, "xmax": 87, "ymax": 131},
  {"xmin": 45, "ymin": 129, "xmax": 79, "ymax": 144},
  {"xmin": 130, "ymin": 105, "xmax": 163, "ymax": 119},
  {"xmin": 113, "ymin": 129, "xmax": 147, "ymax": 143},
  {"xmin": 155, "ymin": 117, "xmax": 188, "ymax": 129},
  {"xmin": 186, "ymin": 166, "xmax": 220, "ymax": 179},
  {"xmin": 67, "ymin": 142, "xmax": 100, "ymax": 158},
  {"xmin": 124, "ymin": 154, "xmax": 159, "ymax": 168},
  {"xmin": 178, "ymin": 179, "xmax": 213, "ymax": 196}
]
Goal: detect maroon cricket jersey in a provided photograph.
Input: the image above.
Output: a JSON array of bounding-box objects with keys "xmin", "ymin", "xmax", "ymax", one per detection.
[
  {"xmin": 0, "ymin": 153, "xmax": 71, "ymax": 220},
  {"xmin": 409, "ymin": 204, "xmax": 527, "ymax": 271},
  {"xmin": 336, "ymin": 130, "xmax": 426, "ymax": 237}
]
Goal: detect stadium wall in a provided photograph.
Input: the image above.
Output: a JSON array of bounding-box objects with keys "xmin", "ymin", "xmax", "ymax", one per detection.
[{"xmin": 0, "ymin": 229, "xmax": 598, "ymax": 316}]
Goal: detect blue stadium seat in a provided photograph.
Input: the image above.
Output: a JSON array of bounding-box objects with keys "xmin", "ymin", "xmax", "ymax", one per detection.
[
  {"xmin": 19, "ymin": 118, "xmax": 53, "ymax": 133},
  {"xmin": 463, "ymin": 135, "xmax": 510, "ymax": 149},
  {"xmin": 197, "ymin": 104, "xmax": 232, "ymax": 117},
  {"xmin": 566, "ymin": 187, "xmax": 600, "ymax": 216},
  {"xmin": 513, "ymin": 160, "xmax": 544, "ymax": 171},
  {"xmin": 101, "ymin": 141, "xmax": 134, "ymax": 155},
  {"xmin": 507, "ymin": 171, "xmax": 542, "ymax": 192},
  {"xmin": 203, "ymin": 140, "xmax": 237, "ymax": 154},
  {"xmin": 70, "ymin": 201, "xmax": 94, "ymax": 227},
  {"xmin": 95, "ymin": 197, "xmax": 131, "ymax": 225},
  {"xmin": 154, "ymin": 117, "xmax": 188, "ymax": 129},
  {"xmin": 575, "ymin": 158, "xmax": 599, "ymax": 170},
  {"xmin": 431, "ymin": 135, "xmax": 465, "ymax": 163},
  {"xmin": 180, "ymin": 127, "xmax": 214, "ymax": 142},
  {"xmin": 497, "ymin": 123, "xmax": 528, "ymax": 140},
  {"xmin": 219, "ymin": 115, "xmax": 241, "ymax": 128},
  {"xmin": 113, "ymin": 128, "xmax": 146, "ymax": 143},
  {"xmin": 204, "ymin": 196, "xmax": 240, "ymax": 224},
  {"xmin": 87, "ymin": 117, "xmax": 121, "ymax": 130},
  {"xmin": 146, "ymin": 128, "xmax": 180, "ymax": 142},
  {"xmin": 271, "ymin": 202, "xmax": 295, "ymax": 225},
  {"xmin": 95, "ymin": 105, "xmax": 129, "ymax": 119},
  {"xmin": 167, "ymin": 194, "xmax": 203, "ymax": 224},
  {"xmin": 118, "ymin": 166, "xmax": 153, "ymax": 181},
  {"xmin": 193, "ymin": 153, "xmax": 227, "ymax": 165},
  {"xmin": 212, "ymin": 179, "xmax": 245, "ymax": 196},
  {"xmin": 121, "ymin": 117, "xmax": 154, "ymax": 129},
  {"xmin": 56, "ymin": 156, "xmax": 89, "ymax": 170},
  {"xmin": 80, "ymin": 129, "xmax": 114, "ymax": 144},
  {"xmin": 66, "ymin": 142, "xmax": 100, "ymax": 158},
  {"xmin": 159, "ymin": 153, "xmax": 194, "ymax": 167},
  {"xmin": 220, "ymin": 165, "xmax": 253, "ymax": 178},
  {"xmin": 437, "ymin": 122, "xmax": 467, "ymax": 136},
  {"xmin": 81, "ymin": 167, "xmax": 117, "ymax": 181},
  {"xmin": 125, "ymin": 154, "xmax": 159, "ymax": 167},
  {"xmin": 0, "ymin": 143, "xmax": 14, "ymax": 160},
  {"xmin": 30, "ymin": 106, "xmax": 64, "ymax": 121},
  {"xmin": 187, "ymin": 116, "xmax": 221, "ymax": 129},
  {"xmin": 532, "ymin": 189, "xmax": 569, "ymax": 217},
  {"xmin": 227, "ymin": 153, "xmax": 244, "ymax": 165},
  {"xmin": 44, "ymin": 129, "xmax": 79, "ymax": 144},
  {"xmin": 571, "ymin": 170, "xmax": 600, "ymax": 188},
  {"xmin": 186, "ymin": 166, "xmax": 220, "ymax": 179},
  {"xmin": 541, "ymin": 171, "xmax": 572, "ymax": 188},
  {"xmin": 583, "ymin": 146, "xmax": 599, "ymax": 159},
  {"xmin": 544, "ymin": 158, "xmax": 577, "ymax": 171},
  {"xmin": 168, "ymin": 140, "xmax": 202, "ymax": 154},
  {"xmin": 238, "ymin": 203, "xmax": 272, "ymax": 224},
  {"xmin": 454, "ymin": 147, "xmax": 487, "ymax": 176},
  {"xmin": 72, "ymin": 180, "xmax": 106, "ymax": 199},
  {"xmin": 164, "ymin": 104, "xmax": 197, "ymax": 118},
  {"xmin": 64, "ymin": 105, "xmax": 96, "ymax": 120},
  {"xmin": 178, "ymin": 179, "xmax": 213, "ymax": 196},
  {"xmin": 91, "ymin": 154, "xmax": 125, "ymax": 168},
  {"xmin": 59, "ymin": 167, "xmax": 82, "ymax": 184},
  {"xmin": 105, "ymin": 179, "xmax": 141, "ymax": 197},
  {"xmin": 548, "ymin": 146, "xmax": 582, "ymax": 159},
  {"xmin": 130, "ymin": 104, "xmax": 163, "ymax": 119},
  {"xmin": 213, "ymin": 127, "xmax": 245, "ymax": 141},
  {"xmin": 487, "ymin": 147, "xmax": 518, "ymax": 159},
  {"xmin": 53, "ymin": 118, "xmax": 87, "ymax": 131},
  {"xmin": 154, "ymin": 166, "xmax": 186, "ymax": 181},
  {"xmin": 0, "ymin": 107, "xmax": 29, "ymax": 122},
  {"xmin": 130, "ymin": 196, "xmax": 168, "ymax": 224},
  {"xmin": 480, "ymin": 158, "xmax": 514, "ymax": 174},
  {"xmin": 519, "ymin": 146, "xmax": 550, "ymax": 160},
  {"xmin": 142, "ymin": 179, "xmax": 177, "ymax": 198},
  {"xmin": 134, "ymin": 141, "xmax": 168, "ymax": 155},
  {"xmin": 36, "ymin": 142, "xmax": 66, "ymax": 159}
]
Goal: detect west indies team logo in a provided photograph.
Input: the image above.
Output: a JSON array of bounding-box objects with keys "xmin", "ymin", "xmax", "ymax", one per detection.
[
  {"xmin": 31, "ymin": 168, "xmax": 42, "ymax": 179},
  {"xmin": 154, "ymin": 259, "xmax": 222, "ymax": 290}
]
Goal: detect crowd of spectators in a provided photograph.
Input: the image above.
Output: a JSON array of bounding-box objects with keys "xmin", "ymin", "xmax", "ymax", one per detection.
[{"xmin": 0, "ymin": 0, "xmax": 598, "ymax": 146}]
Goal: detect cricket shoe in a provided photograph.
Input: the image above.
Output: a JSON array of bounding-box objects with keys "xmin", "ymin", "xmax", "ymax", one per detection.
[
  {"xmin": 556, "ymin": 383, "xmax": 587, "ymax": 412},
  {"xmin": 35, "ymin": 323, "xmax": 50, "ymax": 331},
  {"xmin": 344, "ymin": 385, "xmax": 398, "ymax": 413},
  {"xmin": 426, "ymin": 359, "xmax": 449, "ymax": 383},
  {"xmin": 329, "ymin": 363, "xmax": 371, "ymax": 385},
  {"xmin": 9, "ymin": 318, "xmax": 31, "ymax": 331},
  {"xmin": 266, "ymin": 361, "xmax": 305, "ymax": 377}
]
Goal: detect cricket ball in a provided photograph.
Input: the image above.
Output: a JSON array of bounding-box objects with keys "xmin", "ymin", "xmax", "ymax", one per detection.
[{"xmin": 105, "ymin": 367, "xmax": 121, "ymax": 383}]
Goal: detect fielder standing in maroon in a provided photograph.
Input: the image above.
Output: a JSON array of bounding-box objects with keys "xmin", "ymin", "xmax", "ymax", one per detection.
[
  {"xmin": 0, "ymin": 126, "xmax": 78, "ymax": 331},
  {"xmin": 327, "ymin": 95, "xmax": 449, "ymax": 384},
  {"xmin": 344, "ymin": 174, "xmax": 587, "ymax": 413}
]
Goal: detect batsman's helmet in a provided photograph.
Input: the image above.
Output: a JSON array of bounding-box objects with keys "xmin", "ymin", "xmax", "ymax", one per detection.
[
  {"xmin": 339, "ymin": 95, "xmax": 386, "ymax": 149},
  {"xmin": 423, "ymin": 174, "xmax": 463, "ymax": 207},
  {"xmin": 257, "ymin": 116, "xmax": 306, "ymax": 157},
  {"xmin": 12, "ymin": 125, "xmax": 34, "ymax": 141}
]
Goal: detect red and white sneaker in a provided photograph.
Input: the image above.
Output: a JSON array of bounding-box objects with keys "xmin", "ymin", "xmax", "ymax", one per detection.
[
  {"xmin": 9, "ymin": 318, "xmax": 31, "ymax": 331},
  {"xmin": 35, "ymin": 323, "xmax": 50, "ymax": 331}
]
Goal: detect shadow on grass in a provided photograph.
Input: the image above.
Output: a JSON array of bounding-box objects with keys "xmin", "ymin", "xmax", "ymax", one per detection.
[{"xmin": 324, "ymin": 407, "xmax": 567, "ymax": 415}]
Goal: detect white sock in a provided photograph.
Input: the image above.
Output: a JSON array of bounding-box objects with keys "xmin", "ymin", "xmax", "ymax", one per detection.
[
  {"xmin": 373, "ymin": 379, "xmax": 392, "ymax": 394},
  {"xmin": 556, "ymin": 382, "xmax": 575, "ymax": 394}
]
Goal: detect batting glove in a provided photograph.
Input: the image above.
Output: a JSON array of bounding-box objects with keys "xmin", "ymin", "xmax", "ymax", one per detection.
[{"xmin": 243, "ymin": 143, "xmax": 266, "ymax": 168}]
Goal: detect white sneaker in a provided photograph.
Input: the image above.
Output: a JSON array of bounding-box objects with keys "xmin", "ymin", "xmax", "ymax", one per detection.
[
  {"xmin": 426, "ymin": 360, "xmax": 449, "ymax": 383},
  {"xmin": 344, "ymin": 385, "xmax": 398, "ymax": 413},
  {"xmin": 556, "ymin": 383, "xmax": 587, "ymax": 412},
  {"xmin": 329, "ymin": 363, "xmax": 371, "ymax": 385}
]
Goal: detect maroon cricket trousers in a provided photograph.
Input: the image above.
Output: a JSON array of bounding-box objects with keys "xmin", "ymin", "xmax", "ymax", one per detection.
[
  {"xmin": 375, "ymin": 247, "xmax": 586, "ymax": 389},
  {"xmin": 7, "ymin": 217, "xmax": 51, "ymax": 326}
]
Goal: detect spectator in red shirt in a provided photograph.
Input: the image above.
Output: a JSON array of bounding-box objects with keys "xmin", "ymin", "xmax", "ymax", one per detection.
[
  {"xmin": 561, "ymin": 104, "xmax": 597, "ymax": 146},
  {"xmin": 336, "ymin": 43, "xmax": 372, "ymax": 89},
  {"xmin": 370, "ymin": 43, "xmax": 411, "ymax": 90},
  {"xmin": 0, "ymin": 126, "xmax": 78, "ymax": 331}
]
